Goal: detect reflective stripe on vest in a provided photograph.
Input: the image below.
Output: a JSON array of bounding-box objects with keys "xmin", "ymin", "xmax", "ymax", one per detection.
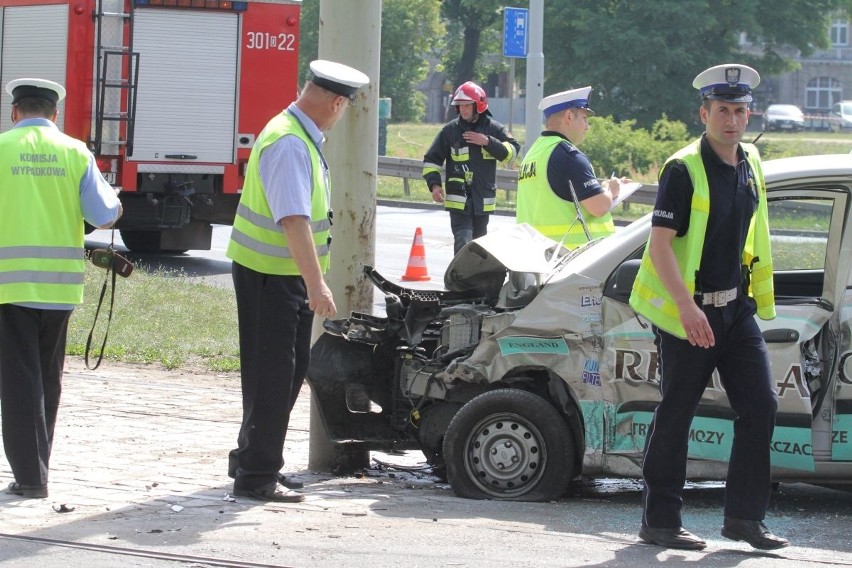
[
  {"xmin": 516, "ymin": 135, "xmax": 615, "ymax": 247},
  {"xmin": 230, "ymin": 203, "xmax": 331, "ymax": 259},
  {"xmin": 0, "ymin": 243, "xmax": 86, "ymax": 287},
  {"xmin": 226, "ymin": 111, "xmax": 331, "ymax": 275},
  {"xmin": 629, "ymin": 139, "xmax": 775, "ymax": 338}
]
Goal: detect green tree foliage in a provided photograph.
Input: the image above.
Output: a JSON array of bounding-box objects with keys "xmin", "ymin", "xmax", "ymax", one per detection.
[
  {"xmin": 582, "ymin": 116, "xmax": 691, "ymax": 180},
  {"xmin": 297, "ymin": 0, "xmax": 318, "ymax": 83},
  {"xmin": 381, "ymin": 0, "xmax": 443, "ymax": 122},
  {"xmin": 296, "ymin": 0, "xmax": 442, "ymax": 122},
  {"xmin": 543, "ymin": 0, "xmax": 847, "ymax": 130},
  {"xmin": 440, "ymin": 0, "xmax": 505, "ymax": 86}
]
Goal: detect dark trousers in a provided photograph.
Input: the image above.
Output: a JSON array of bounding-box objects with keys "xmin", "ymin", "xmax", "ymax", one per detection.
[
  {"xmin": 230, "ymin": 262, "xmax": 314, "ymax": 491},
  {"xmin": 642, "ymin": 297, "xmax": 777, "ymax": 528},
  {"xmin": 449, "ymin": 206, "xmax": 489, "ymax": 254},
  {"xmin": 0, "ymin": 304, "xmax": 72, "ymax": 487}
]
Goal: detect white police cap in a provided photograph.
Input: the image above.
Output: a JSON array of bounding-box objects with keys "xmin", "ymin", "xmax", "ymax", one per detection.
[
  {"xmin": 693, "ymin": 64, "xmax": 760, "ymax": 103},
  {"xmin": 309, "ymin": 60, "xmax": 369, "ymax": 101},
  {"xmin": 538, "ymin": 86, "xmax": 594, "ymax": 118},
  {"xmin": 6, "ymin": 78, "xmax": 66, "ymax": 104}
]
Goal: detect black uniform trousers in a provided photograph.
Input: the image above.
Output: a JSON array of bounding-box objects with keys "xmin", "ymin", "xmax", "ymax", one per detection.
[
  {"xmin": 641, "ymin": 296, "xmax": 777, "ymax": 528},
  {"xmin": 449, "ymin": 201, "xmax": 489, "ymax": 254},
  {"xmin": 0, "ymin": 304, "xmax": 72, "ymax": 487},
  {"xmin": 230, "ymin": 262, "xmax": 314, "ymax": 491}
]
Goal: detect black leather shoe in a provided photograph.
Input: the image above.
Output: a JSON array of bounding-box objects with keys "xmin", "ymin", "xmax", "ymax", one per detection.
[
  {"xmin": 6, "ymin": 482, "xmax": 48, "ymax": 499},
  {"xmin": 228, "ymin": 453, "xmax": 303, "ymax": 489},
  {"xmin": 639, "ymin": 525, "xmax": 707, "ymax": 550},
  {"xmin": 721, "ymin": 518, "xmax": 789, "ymax": 550},
  {"xmin": 277, "ymin": 472, "xmax": 304, "ymax": 489},
  {"xmin": 233, "ymin": 481, "xmax": 304, "ymax": 503}
]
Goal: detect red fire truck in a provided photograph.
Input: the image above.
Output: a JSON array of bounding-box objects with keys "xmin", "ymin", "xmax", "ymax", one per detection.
[{"xmin": 0, "ymin": 0, "xmax": 301, "ymax": 252}]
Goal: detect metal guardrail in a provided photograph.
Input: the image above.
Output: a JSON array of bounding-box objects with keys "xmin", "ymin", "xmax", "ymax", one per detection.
[{"xmin": 376, "ymin": 155, "xmax": 659, "ymax": 206}]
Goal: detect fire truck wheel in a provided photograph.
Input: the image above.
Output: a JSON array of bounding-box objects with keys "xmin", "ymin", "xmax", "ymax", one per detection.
[{"xmin": 442, "ymin": 389, "xmax": 574, "ymax": 501}]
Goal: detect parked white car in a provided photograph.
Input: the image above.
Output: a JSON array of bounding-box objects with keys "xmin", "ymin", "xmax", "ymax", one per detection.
[{"xmin": 830, "ymin": 100, "xmax": 852, "ymax": 132}]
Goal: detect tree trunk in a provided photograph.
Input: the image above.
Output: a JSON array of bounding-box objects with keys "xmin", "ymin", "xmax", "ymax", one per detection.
[{"xmin": 454, "ymin": 26, "xmax": 481, "ymax": 87}]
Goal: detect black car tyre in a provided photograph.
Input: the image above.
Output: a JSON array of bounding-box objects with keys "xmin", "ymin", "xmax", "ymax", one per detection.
[{"xmin": 443, "ymin": 389, "xmax": 574, "ymax": 501}]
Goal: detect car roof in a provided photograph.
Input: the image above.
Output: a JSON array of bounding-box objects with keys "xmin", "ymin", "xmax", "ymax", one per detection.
[{"xmin": 762, "ymin": 153, "xmax": 852, "ymax": 184}]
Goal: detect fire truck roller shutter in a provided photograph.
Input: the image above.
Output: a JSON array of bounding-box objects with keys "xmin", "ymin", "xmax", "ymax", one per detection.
[
  {"xmin": 131, "ymin": 8, "xmax": 238, "ymax": 163},
  {"xmin": 0, "ymin": 4, "xmax": 68, "ymax": 133}
]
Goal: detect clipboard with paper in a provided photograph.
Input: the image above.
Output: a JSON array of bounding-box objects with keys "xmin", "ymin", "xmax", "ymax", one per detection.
[{"xmin": 609, "ymin": 181, "xmax": 643, "ymax": 210}]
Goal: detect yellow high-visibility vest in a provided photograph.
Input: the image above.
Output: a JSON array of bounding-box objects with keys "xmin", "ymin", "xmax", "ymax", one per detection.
[
  {"xmin": 516, "ymin": 135, "xmax": 614, "ymax": 247},
  {"xmin": 227, "ymin": 111, "xmax": 331, "ymax": 275},
  {"xmin": 0, "ymin": 125, "xmax": 89, "ymax": 305},
  {"xmin": 629, "ymin": 139, "xmax": 775, "ymax": 338}
]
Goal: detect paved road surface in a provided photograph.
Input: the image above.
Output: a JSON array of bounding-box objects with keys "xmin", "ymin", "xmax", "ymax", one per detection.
[{"xmin": 1, "ymin": 360, "xmax": 851, "ymax": 567}]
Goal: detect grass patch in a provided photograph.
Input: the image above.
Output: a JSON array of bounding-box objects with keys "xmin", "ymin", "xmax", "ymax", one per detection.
[{"xmin": 66, "ymin": 261, "xmax": 240, "ymax": 371}]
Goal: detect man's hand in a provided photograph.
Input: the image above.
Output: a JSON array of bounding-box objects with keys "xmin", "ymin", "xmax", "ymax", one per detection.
[
  {"xmin": 462, "ymin": 131, "xmax": 489, "ymax": 146},
  {"xmin": 281, "ymin": 215, "xmax": 337, "ymax": 319},
  {"xmin": 678, "ymin": 299, "xmax": 714, "ymax": 348},
  {"xmin": 606, "ymin": 175, "xmax": 633, "ymax": 200},
  {"xmin": 307, "ymin": 281, "xmax": 337, "ymax": 319},
  {"xmin": 431, "ymin": 184, "xmax": 445, "ymax": 203}
]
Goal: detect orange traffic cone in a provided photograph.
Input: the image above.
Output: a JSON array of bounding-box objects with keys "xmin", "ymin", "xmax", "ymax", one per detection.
[{"xmin": 401, "ymin": 227, "xmax": 431, "ymax": 281}]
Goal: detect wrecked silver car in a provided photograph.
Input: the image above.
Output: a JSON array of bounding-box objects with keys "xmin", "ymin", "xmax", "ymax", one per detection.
[{"xmin": 307, "ymin": 154, "xmax": 852, "ymax": 502}]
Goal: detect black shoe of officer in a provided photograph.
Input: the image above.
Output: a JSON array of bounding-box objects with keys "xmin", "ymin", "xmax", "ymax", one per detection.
[
  {"xmin": 639, "ymin": 525, "xmax": 707, "ymax": 550},
  {"xmin": 277, "ymin": 472, "xmax": 304, "ymax": 489},
  {"xmin": 721, "ymin": 517, "xmax": 789, "ymax": 550}
]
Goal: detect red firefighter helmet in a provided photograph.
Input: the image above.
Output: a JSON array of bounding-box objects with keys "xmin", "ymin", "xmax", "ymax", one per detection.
[{"xmin": 451, "ymin": 81, "xmax": 488, "ymax": 114}]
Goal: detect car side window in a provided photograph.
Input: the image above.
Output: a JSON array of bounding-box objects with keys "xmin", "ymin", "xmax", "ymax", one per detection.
[{"xmin": 769, "ymin": 198, "xmax": 831, "ymax": 271}]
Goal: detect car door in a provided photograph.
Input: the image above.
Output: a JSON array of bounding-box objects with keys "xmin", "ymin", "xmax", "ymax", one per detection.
[
  {"xmin": 758, "ymin": 187, "xmax": 847, "ymax": 472},
  {"xmin": 599, "ymin": 183, "xmax": 849, "ymax": 476}
]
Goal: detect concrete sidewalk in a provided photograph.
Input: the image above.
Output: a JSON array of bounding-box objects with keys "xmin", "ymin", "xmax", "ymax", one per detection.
[{"xmin": 0, "ymin": 359, "xmax": 849, "ymax": 567}]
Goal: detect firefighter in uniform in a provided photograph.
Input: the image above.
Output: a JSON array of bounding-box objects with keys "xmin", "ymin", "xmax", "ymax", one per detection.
[
  {"xmin": 0, "ymin": 78, "xmax": 122, "ymax": 499},
  {"xmin": 423, "ymin": 81, "xmax": 520, "ymax": 254},
  {"xmin": 516, "ymin": 86, "xmax": 626, "ymax": 248},
  {"xmin": 226, "ymin": 60, "xmax": 368, "ymax": 502},
  {"xmin": 629, "ymin": 64, "xmax": 789, "ymax": 550}
]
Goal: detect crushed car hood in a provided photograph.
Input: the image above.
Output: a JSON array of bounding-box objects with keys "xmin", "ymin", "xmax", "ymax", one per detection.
[{"xmin": 443, "ymin": 223, "xmax": 568, "ymax": 296}]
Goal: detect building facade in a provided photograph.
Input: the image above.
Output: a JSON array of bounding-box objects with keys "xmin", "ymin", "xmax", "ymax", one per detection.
[{"xmin": 748, "ymin": 18, "xmax": 852, "ymax": 126}]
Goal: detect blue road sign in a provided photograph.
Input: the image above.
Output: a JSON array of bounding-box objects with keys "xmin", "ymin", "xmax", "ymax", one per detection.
[{"xmin": 503, "ymin": 7, "xmax": 528, "ymax": 58}]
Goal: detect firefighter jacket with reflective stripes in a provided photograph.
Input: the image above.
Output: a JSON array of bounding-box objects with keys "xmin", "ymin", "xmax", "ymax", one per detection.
[
  {"xmin": 0, "ymin": 124, "xmax": 90, "ymax": 305},
  {"xmin": 629, "ymin": 139, "xmax": 775, "ymax": 338},
  {"xmin": 516, "ymin": 135, "xmax": 615, "ymax": 247},
  {"xmin": 227, "ymin": 111, "xmax": 331, "ymax": 275},
  {"xmin": 422, "ymin": 114, "xmax": 519, "ymax": 214}
]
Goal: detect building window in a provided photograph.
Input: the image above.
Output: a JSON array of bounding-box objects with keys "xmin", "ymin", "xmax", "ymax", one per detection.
[
  {"xmin": 831, "ymin": 19, "xmax": 849, "ymax": 46},
  {"xmin": 806, "ymin": 77, "xmax": 842, "ymax": 111}
]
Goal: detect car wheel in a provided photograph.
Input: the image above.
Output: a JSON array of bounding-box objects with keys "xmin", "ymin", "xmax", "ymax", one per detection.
[{"xmin": 443, "ymin": 389, "xmax": 574, "ymax": 501}]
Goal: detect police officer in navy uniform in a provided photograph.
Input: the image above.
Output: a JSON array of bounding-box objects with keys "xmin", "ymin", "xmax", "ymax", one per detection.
[
  {"xmin": 225, "ymin": 61, "xmax": 368, "ymax": 502},
  {"xmin": 423, "ymin": 81, "xmax": 520, "ymax": 254},
  {"xmin": 0, "ymin": 78, "xmax": 122, "ymax": 499},
  {"xmin": 516, "ymin": 86, "xmax": 628, "ymax": 248},
  {"xmin": 629, "ymin": 64, "xmax": 789, "ymax": 550}
]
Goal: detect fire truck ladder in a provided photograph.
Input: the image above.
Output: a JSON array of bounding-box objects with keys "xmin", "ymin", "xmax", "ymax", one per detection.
[{"xmin": 93, "ymin": 2, "xmax": 139, "ymax": 157}]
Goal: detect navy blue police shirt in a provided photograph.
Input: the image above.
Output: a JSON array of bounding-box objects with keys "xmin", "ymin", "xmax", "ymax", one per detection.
[
  {"xmin": 542, "ymin": 131, "xmax": 605, "ymax": 203},
  {"xmin": 651, "ymin": 134, "xmax": 758, "ymax": 294}
]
